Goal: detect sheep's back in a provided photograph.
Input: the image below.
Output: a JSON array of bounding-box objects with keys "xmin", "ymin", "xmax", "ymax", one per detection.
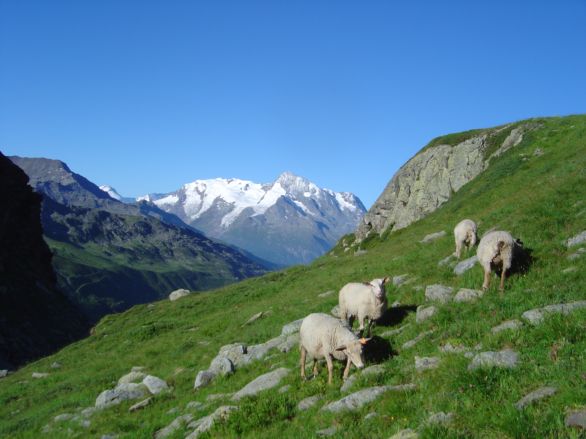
[
  {"xmin": 300, "ymin": 313, "xmax": 345, "ymax": 357},
  {"xmin": 454, "ymin": 219, "xmax": 477, "ymax": 242},
  {"xmin": 477, "ymin": 230, "xmax": 514, "ymax": 267},
  {"xmin": 339, "ymin": 283, "xmax": 372, "ymax": 313}
]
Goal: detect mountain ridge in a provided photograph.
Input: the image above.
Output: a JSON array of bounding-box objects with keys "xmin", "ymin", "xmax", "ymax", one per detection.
[
  {"xmin": 8, "ymin": 156, "xmax": 268, "ymax": 322},
  {"xmin": 137, "ymin": 171, "xmax": 366, "ymax": 266}
]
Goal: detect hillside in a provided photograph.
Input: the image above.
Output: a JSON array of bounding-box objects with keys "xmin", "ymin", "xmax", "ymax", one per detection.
[
  {"xmin": 0, "ymin": 115, "xmax": 585, "ymax": 438},
  {"xmin": 9, "ymin": 157, "xmax": 268, "ymax": 322}
]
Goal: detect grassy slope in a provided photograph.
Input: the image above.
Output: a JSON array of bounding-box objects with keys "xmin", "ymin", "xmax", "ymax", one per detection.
[{"xmin": 1, "ymin": 115, "xmax": 585, "ymax": 438}]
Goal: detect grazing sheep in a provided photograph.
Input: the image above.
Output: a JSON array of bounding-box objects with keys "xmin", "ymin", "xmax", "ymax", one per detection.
[
  {"xmin": 339, "ymin": 278, "xmax": 389, "ymax": 337},
  {"xmin": 477, "ymin": 230, "xmax": 524, "ymax": 291},
  {"xmin": 299, "ymin": 313, "xmax": 367, "ymax": 384},
  {"xmin": 454, "ymin": 219, "xmax": 478, "ymax": 258}
]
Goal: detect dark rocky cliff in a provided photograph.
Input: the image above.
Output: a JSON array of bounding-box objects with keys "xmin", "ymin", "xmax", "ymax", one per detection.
[{"xmin": 0, "ymin": 152, "xmax": 87, "ymax": 368}]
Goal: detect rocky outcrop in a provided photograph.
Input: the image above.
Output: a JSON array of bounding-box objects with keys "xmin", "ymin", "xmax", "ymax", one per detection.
[
  {"xmin": 355, "ymin": 123, "xmax": 536, "ymax": 241},
  {"xmin": 0, "ymin": 152, "xmax": 87, "ymax": 368}
]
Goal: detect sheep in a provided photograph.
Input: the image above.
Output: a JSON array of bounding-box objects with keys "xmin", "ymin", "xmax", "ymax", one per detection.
[
  {"xmin": 299, "ymin": 313, "xmax": 367, "ymax": 384},
  {"xmin": 454, "ymin": 219, "xmax": 478, "ymax": 258},
  {"xmin": 477, "ymin": 230, "xmax": 524, "ymax": 291},
  {"xmin": 338, "ymin": 277, "xmax": 389, "ymax": 337}
]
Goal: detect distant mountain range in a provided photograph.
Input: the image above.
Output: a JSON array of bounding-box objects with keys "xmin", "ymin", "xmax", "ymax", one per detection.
[
  {"xmin": 9, "ymin": 156, "xmax": 268, "ymax": 322},
  {"xmin": 133, "ymin": 172, "xmax": 366, "ymax": 266}
]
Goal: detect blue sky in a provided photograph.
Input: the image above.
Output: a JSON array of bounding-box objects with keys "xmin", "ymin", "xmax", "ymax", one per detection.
[{"xmin": 1, "ymin": 1, "xmax": 585, "ymax": 207}]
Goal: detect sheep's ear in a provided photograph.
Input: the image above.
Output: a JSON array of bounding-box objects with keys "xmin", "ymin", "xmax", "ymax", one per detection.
[
  {"xmin": 382, "ymin": 277, "xmax": 390, "ymax": 285},
  {"xmin": 359, "ymin": 337, "xmax": 372, "ymax": 345},
  {"xmin": 335, "ymin": 344, "xmax": 347, "ymax": 351}
]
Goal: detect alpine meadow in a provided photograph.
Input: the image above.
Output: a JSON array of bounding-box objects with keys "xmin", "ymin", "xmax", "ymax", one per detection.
[{"xmin": 1, "ymin": 115, "xmax": 585, "ymax": 438}]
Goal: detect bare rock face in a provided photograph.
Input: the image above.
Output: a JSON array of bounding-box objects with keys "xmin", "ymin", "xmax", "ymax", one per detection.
[{"xmin": 355, "ymin": 123, "xmax": 536, "ymax": 241}]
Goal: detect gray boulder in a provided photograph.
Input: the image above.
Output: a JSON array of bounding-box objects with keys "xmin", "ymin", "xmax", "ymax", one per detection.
[
  {"xmin": 389, "ymin": 429, "xmax": 419, "ymax": 439},
  {"xmin": 277, "ymin": 333, "xmax": 300, "ymax": 353},
  {"xmin": 439, "ymin": 342, "xmax": 470, "ymax": 354},
  {"xmin": 491, "ymin": 319, "xmax": 523, "ymax": 334},
  {"xmin": 118, "ymin": 371, "xmax": 146, "ymax": 385},
  {"xmin": 193, "ymin": 371, "xmax": 216, "ymax": 390},
  {"xmin": 316, "ymin": 426, "xmax": 338, "ymax": 437},
  {"xmin": 402, "ymin": 330, "xmax": 434, "ymax": 349},
  {"xmin": 142, "ymin": 375, "xmax": 168, "ymax": 395},
  {"xmin": 0, "ymin": 370, "xmax": 8, "ymax": 378},
  {"xmin": 185, "ymin": 406, "xmax": 238, "ymax": 439},
  {"xmin": 232, "ymin": 368, "xmax": 290, "ymax": 400},
  {"xmin": 209, "ymin": 356, "xmax": 234, "ymax": 376},
  {"xmin": 420, "ymin": 231, "xmax": 446, "ymax": 243},
  {"xmin": 278, "ymin": 384, "xmax": 291, "ymax": 393},
  {"xmin": 129, "ymin": 397, "xmax": 152, "ymax": 412},
  {"xmin": 95, "ymin": 383, "xmax": 149, "ymax": 409},
  {"xmin": 380, "ymin": 324, "xmax": 409, "ymax": 337},
  {"xmin": 321, "ymin": 384, "xmax": 416, "ymax": 413},
  {"xmin": 340, "ymin": 364, "xmax": 386, "ymax": 393},
  {"xmin": 427, "ymin": 411, "xmax": 454, "ymax": 426},
  {"xmin": 32, "ymin": 372, "xmax": 49, "ymax": 379},
  {"xmin": 438, "ymin": 254, "xmax": 457, "ymax": 267},
  {"xmin": 415, "ymin": 356, "xmax": 440, "ymax": 372},
  {"xmin": 453, "ymin": 256, "xmax": 478, "ymax": 275},
  {"xmin": 566, "ymin": 231, "xmax": 586, "ymax": 248},
  {"xmin": 243, "ymin": 311, "xmax": 267, "ymax": 326},
  {"xmin": 522, "ymin": 301, "xmax": 586, "ymax": 325},
  {"xmin": 318, "ymin": 290, "xmax": 335, "ymax": 298},
  {"xmin": 453, "ymin": 288, "xmax": 484, "ymax": 303},
  {"xmin": 154, "ymin": 414, "xmax": 194, "ymax": 439},
  {"xmin": 468, "ymin": 349, "xmax": 519, "ymax": 371},
  {"xmin": 281, "ymin": 318, "xmax": 304, "ymax": 335},
  {"xmin": 393, "ymin": 274, "xmax": 409, "ymax": 287},
  {"xmin": 169, "ymin": 288, "xmax": 191, "ymax": 301},
  {"xmin": 416, "ymin": 305, "xmax": 437, "ymax": 323},
  {"xmin": 297, "ymin": 395, "xmax": 323, "ymax": 411},
  {"xmin": 425, "ymin": 284, "xmax": 454, "ymax": 303},
  {"xmin": 515, "ymin": 386, "xmax": 557, "ymax": 410},
  {"xmin": 565, "ymin": 409, "xmax": 586, "ymax": 429},
  {"xmin": 54, "ymin": 413, "xmax": 74, "ymax": 422}
]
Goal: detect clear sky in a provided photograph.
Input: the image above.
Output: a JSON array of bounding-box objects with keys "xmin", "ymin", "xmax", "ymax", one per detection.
[{"xmin": 1, "ymin": 1, "xmax": 585, "ymax": 207}]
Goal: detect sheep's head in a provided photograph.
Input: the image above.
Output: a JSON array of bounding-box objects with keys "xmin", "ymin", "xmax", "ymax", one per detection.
[
  {"xmin": 336, "ymin": 338, "xmax": 370, "ymax": 369},
  {"xmin": 369, "ymin": 278, "xmax": 389, "ymax": 300}
]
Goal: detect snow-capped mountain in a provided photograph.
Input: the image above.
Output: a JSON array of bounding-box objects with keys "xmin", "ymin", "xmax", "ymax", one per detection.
[
  {"xmin": 99, "ymin": 185, "xmax": 135, "ymax": 203},
  {"xmin": 139, "ymin": 172, "xmax": 366, "ymax": 266}
]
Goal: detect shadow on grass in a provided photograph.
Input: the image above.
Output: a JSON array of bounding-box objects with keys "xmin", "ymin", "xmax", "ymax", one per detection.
[
  {"xmin": 364, "ymin": 335, "xmax": 397, "ymax": 364},
  {"xmin": 376, "ymin": 305, "xmax": 418, "ymax": 327}
]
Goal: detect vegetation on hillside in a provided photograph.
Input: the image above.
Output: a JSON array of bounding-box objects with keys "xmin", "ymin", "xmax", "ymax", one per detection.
[{"xmin": 0, "ymin": 115, "xmax": 585, "ymax": 438}]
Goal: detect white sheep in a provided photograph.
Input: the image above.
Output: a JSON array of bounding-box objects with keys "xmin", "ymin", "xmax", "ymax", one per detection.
[
  {"xmin": 299, "ymin": 313, "xmax": 367, "ymax": 384},
  {"xmin": 477, "ymin": 230, "xmax": 523, "ymax": 291},
  {"xmin": 338, "ymin": 277, "xmax": 389, "ymax": 337},
  {"xmin": 454, "ymin": 219, "xmax": 478, "ymax": 258}
]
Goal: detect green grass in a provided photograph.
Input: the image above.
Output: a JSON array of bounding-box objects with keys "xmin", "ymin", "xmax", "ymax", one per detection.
[{"xmin": 1, "ymin": 115, "xmax": 585, "ymax": 438}]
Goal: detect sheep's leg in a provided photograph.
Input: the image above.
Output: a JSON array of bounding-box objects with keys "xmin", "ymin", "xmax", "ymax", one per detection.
[
  {"xmin": 348, "ymin": 315, "xmax": 355, "ymax": 330},
  {"xmin": 456, "ymin": 242, "xmax": 462, "ymax": 259},
  {"xmin": 300, "ymin": 346, "xmax": 307, "ymax": 380},
  {"xmin": 482, "ymin": 269, "xmax": 491, "ymax": 291},
  {"xmin": 367, "ymin": 318, "xmax": 375, "ymax": 337},
  {"xmin": 325, "ymin": 354, "xmax": 334, "ymax": 385},
  {"xmin": 342, "ymin": 356, "xmax": 352, "ymax": 381},
  {"xmin": 499, "ymin": 268, "xmax": 507, "ymax": 292},
  {"xmin": 358, "ymin": 316, "xmax": 365, "ymax": 338},
  {"xmin": 312, "ymin": 359, "xmax": 319, "ymax": 377}
]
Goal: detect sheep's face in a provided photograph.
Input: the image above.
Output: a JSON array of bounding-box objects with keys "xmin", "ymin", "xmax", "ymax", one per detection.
[
  {"xmin": 345, "ymin": 340, "xmax": 366, "ymax": 369},
  {"xmin": 369, "ymin": 278, "xmax": 387, "ymax": 300}
]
